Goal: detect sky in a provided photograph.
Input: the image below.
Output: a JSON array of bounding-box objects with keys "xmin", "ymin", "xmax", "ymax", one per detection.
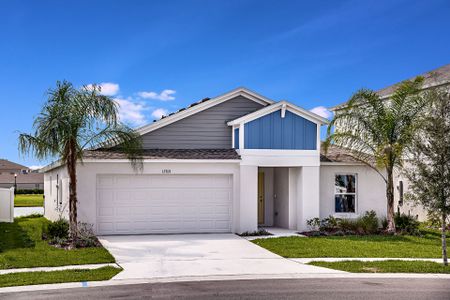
[{"xmin": 1, "ymin": 0, "xmax": 449, "ymax": 168}]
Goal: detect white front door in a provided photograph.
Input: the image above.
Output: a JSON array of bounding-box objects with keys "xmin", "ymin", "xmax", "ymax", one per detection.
[{"xmin": 96, "ymin": 174, "xmax": 233, "ymax": 235}]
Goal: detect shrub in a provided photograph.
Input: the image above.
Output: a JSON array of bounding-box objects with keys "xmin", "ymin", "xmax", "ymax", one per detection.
[
  {"xmin": 239, "ymin": 228, "xmax": 273, "ymax": 237},
  {"xmin": 394, "ymin": 213, "xmax": 420, "ymax": 235},
  {"xmin": 46, "ymin": 219, "xmax": 69, "ymax": 240},
  {"xmin": 338, "ymin": 218, "xmax": 358, "ymax": 232},
  {"xmin": 320, "ymin": 216, "xmax": 339, "ymax": 231},
  {"xmin": 74, "ymin": 222, "xmax": 101, "ymax": 248},
  {"xmin": 15, "ymin": 189, "xmax": 44, "ymax": 194},
  {"xmin": 381, "ymin": 217, "xmax": 388, "ymax": 230},
  {"xmin": 358, "ymin": 210, "xmax": 379, "ymax": 234},
  {"xmin": 306, "ymin": 217, "xmax": 320, "ymax": 230}
]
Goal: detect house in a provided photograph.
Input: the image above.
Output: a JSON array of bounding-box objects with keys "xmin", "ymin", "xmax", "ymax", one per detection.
[
  {"xmin": 330, "ymin": 63, "xmax": 450, "ymax": 221},
  {"xmin": 0, "ymin": 159, "xmax": 44, "ymax": 190},
  {"xmin": 43, "ymin": 87, "xmax": 386, "ymax": 234}
]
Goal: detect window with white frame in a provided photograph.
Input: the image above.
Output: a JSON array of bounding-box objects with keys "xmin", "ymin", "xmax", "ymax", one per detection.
[{"xmin": 334, "ymin": 174, "xmax": 357, "ymax": 213}]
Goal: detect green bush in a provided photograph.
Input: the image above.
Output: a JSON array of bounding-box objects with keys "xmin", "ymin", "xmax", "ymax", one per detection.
[
  {"xmin": 320, "ymin": 216, "xmax": 339, "ymax": 231},
  {"xmin": 15, "ymin": 189, "xmax": 44, "ymax": 194},
  {"xmin": 394, "ymin": 213, "xmax": 420, "ymax": 235},
  {"xmin": 359, "ymin": 210, "xmax": 379, "ymax": 234},
  {"xmin": 46, "ymin": 219, "xmax": 69, "ymax": 240},
  {"xmin": 306, "ymin": 217, "xmax": 320, "ymax": 230},
  {"xmin": 337, "ymin": 218, "xmax": 358, "ymax": 232}
]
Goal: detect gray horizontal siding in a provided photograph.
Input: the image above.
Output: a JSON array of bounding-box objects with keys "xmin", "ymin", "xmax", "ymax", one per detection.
[{"xmin": 142, "ymin": 96, "xmax": 265, "ymax": 149}]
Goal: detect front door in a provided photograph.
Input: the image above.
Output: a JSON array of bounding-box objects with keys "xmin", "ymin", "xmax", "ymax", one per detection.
[{"xmin": 258, "ymin": 171, "xmax": 265, "ymax": 225}]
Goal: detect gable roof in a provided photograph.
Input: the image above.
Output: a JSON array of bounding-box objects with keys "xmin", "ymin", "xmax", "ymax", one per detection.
[
  {"xmin": 135, "ymin": 87, "xmax": 275, "ymax": 136},
  {"xmin": 227, "ymin": 100, "xmax": 329, "ymax": 127},
  {"xmin": 0, "ymin": 159, "xmax": 27, "ymax": 171},
  {"xmin": 330, "ymin": 63, "xmax": 450, "ymax": 111}
]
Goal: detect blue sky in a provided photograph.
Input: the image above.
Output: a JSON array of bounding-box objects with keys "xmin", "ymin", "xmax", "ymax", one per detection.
[{"xmin": 1, "ymin": 0, "xmax": 449, "ymax": 167}]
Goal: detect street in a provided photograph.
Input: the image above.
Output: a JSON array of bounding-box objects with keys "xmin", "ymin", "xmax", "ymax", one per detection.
[{"xmin": 1, "ymin": 278, "xmax": 449, "ymax": 299}]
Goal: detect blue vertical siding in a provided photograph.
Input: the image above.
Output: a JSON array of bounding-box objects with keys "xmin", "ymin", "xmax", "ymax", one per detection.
[
  {"xmin": 244, "ymin": 110, "xmax": 317, "ymax": 150},
  {"xmin": 234, "ymin": 128, "xmax": 239, "ymax": 149}
]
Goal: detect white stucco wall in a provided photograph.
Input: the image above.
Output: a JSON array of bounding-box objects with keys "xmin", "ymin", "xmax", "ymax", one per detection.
[
  {"xmin": 45, "ymin": 161, "xmax": 241, "ymax": 233},
  {"xmin": 319, "ymin": 164, "xmax": 387, "ymax": 220},
  {"xmin": 239, "ymin": 165, "xmax": 258, "ymax": 233},
  {"xmin": 0, "ymin": 187, "xmax": 14, "ymax": 222},
  {"xmin": 44, "ymin": 166, "xmax": 69, "ymax": 221},
  {"xmin": 394, "ymin": 169, "xmax": 428, "ymax": 221},
  {"xmin": 296, "ymin": 166, "xmax": 320, "ymax": 231}
]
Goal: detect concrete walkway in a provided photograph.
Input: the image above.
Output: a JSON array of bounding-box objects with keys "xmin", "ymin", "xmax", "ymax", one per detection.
[
  {"xmin": 98, "ymin": 234, "xmax": 344, "ymax": 280},
  {"xmin": 14, "ymin": 207, "xmax": 44, "ymax": 217},
  {"xmin": 0, "ymin": 263, "xmax": 120, "ymax": 275}
]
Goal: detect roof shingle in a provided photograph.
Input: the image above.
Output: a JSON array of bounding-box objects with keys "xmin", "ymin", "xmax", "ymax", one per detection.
[
  {"xmin": 83, "ymin": 149, "xmax": 241, "ymax": 160},
  {"xmin": 320, "ymin": 144, "xmax": 361, "ymax": 163}
]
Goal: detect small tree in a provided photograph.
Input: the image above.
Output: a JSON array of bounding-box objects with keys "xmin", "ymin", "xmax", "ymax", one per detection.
[
  {"xmin": 406, "ymin": 88, "xmax": 450, "ymax": 266},
  {"xmin": 19, "ymin": 81, "xmax": 142, "ymax": 241},
  {"xmin": 325, "ymin": 77, "xmax": 426, "ymax": 232}
]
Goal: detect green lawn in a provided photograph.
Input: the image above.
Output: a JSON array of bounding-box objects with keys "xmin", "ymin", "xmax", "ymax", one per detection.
[
  {"xmin": 309, "ymin": 260, "xmax": 450, "ymax": 273},
  {"xmin": 14, "ymin": 194, "xmax": 44, "ymax": 207},
  {"xmin": 0, "ymin": 216, "xmax": 115, "ymax": 269},
  {"xmin": 252, "ymin": 229, "xmax": 448, "ymax": 258},
  {"xmin": 0, "ymin": 266, "xmax": 121, "ymax": 288}
]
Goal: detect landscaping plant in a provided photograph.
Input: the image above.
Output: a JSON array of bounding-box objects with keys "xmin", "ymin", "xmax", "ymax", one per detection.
[
  {"xmin": 394, "ymin": 213, "xmax": 420, "ymax": 235},
  {"xmin": 325, "ymin": 77, "xmax": 427, "ymax": 232},
  {"xmin": 405, "ymin": 87, "xmax": 450, "ymax": 266},
  {"xmin": 18, "ymin": 81, "xmax": 143, "ymax": 242}
]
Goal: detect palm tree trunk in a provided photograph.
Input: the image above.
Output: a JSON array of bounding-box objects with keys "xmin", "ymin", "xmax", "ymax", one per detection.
[
  {"xmin": 386, "ymin": 169, "xmax": 396, "ymax": 233},
  {"xmin": 442, "ymin": 213, "xmax": 448, "ymax": 266},
  {"xmin": 67, "ymin": 141, "xmax": 78, "ymax": 241}
]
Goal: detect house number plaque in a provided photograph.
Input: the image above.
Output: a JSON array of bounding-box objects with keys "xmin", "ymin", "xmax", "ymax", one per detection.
[{"xmin": 162, "ymin": 169, "xmax": 172, "ymax": 174}]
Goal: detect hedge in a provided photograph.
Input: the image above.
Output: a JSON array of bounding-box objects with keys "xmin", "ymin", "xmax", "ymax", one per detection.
[{"xmin": 15, "ymin": 189, "xmax": 44, "ymax": 194}]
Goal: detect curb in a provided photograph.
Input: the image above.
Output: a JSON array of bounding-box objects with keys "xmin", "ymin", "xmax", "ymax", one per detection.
[{"xmin": 1, "ymin": 272, "xmax": 450, "ymax": 294}]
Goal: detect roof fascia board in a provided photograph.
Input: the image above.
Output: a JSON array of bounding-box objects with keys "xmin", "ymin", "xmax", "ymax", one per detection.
[
  {"xmin": 136, "ymin": 87, "xmax": 274, "ymax": 136},
  {"xmin": 329, "ymin": 81, "xmax": 450, "ymax": 112},
  {"xmin": 228, "ymin": 100, "xmax": 329, "ymax": 126}
]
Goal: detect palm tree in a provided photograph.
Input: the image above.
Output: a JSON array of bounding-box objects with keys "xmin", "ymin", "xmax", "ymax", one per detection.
[
  {"xmin": 325, "ymin": 77, "xmax": 426, "ymax": 232},
  {"xmin": 19, "ymin": 81, "xmax": 142, "ymax": 239}
]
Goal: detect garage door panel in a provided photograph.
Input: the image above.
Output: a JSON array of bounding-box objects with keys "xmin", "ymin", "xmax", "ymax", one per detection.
[{"xmin": 97, "ymin": 174, "xmax": 233, "ymax": 235}]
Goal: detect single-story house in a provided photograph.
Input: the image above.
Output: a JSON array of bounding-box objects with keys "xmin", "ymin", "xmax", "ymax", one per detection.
[
  {"xmin": 43, "ymin": 87, "xmax": 387, "ymax": 235},
  {"xmin": 0, "ymin": 159, "xmax": 44, "ymax": 190}
]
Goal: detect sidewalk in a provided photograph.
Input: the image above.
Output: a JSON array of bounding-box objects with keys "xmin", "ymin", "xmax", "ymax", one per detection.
[
  {"xmin": 0, "ymin": 263, "xmax": 120, "ymax": 275},
  {"xmin": 291, "ymin": 258, "xmax": 443, "ymax": 264}
]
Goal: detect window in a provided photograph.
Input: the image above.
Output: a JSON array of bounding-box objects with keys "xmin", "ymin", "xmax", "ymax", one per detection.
[{"xmin": 335, "ymin": 174, "xmax": 357, "ymax": 213}]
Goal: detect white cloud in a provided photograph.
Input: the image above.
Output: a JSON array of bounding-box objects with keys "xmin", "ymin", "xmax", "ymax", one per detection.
[
  {"xmin": 86, "ymin": 82, "xmax": 120, "ymax": 96},
  {"xmin": 151, "ymin": 108, "xmax": 169, "ymax": 119},
  {"xmin": 310, "ymin": 106, "xmax": 332, "ymax": 119},
  {"xmin": 114, "ymin": 97, "xmax": 148, "ymax": 126},
  {"xmin": 138, "ymin": 89, "xmax": 176, "ymax": 101}
]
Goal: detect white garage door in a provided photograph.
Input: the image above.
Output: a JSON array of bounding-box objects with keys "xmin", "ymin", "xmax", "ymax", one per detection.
[{"xmin": 96, "ymin": 174, "xmax": 233, "ymax": 235}]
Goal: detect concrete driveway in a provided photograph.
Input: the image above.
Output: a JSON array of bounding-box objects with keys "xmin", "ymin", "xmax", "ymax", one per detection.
[{"xmin": 99, "ymin": 234, "xmax": 342, "ymax": 280}]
